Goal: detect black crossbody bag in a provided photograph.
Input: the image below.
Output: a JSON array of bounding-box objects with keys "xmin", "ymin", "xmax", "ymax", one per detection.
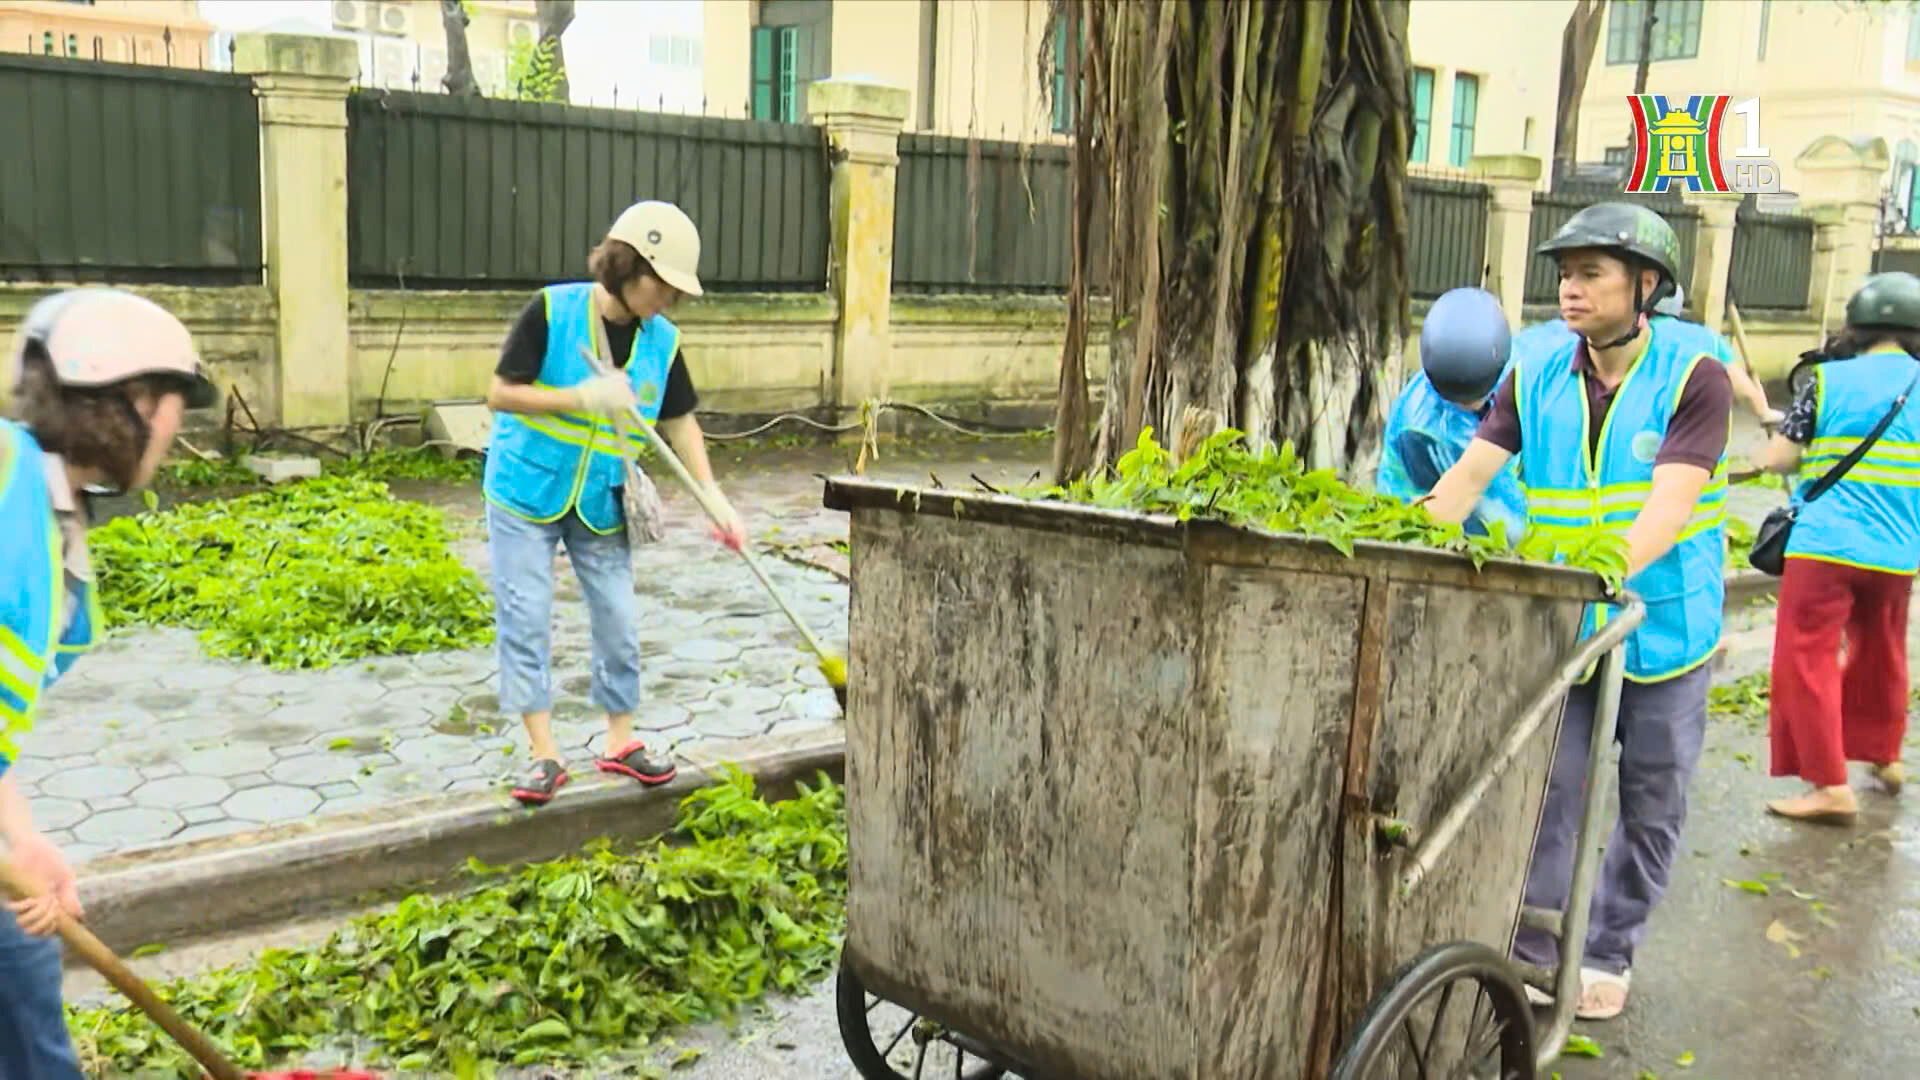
[{"xmin": 1748, "ymin": 363, "xmax": 1920, "ymax": 576}]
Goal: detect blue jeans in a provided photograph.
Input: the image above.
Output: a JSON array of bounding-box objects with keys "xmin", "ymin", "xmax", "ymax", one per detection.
[
  {"xmin": 1511, "ymin": 663, "xmax": 1712, "ymax": 975},
  {"xmin": 487, "ymin": 504, "xmax": 639, "ymax": 716},
  {"xmin": 0, "ymin": 906, "xmax": 82, "ymax": 1080}
]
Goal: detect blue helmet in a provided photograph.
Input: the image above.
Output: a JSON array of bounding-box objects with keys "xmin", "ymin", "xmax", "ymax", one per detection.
[{"xmin": 1421, "ymin": 287, "xmax": 1512, "ymax": 404}]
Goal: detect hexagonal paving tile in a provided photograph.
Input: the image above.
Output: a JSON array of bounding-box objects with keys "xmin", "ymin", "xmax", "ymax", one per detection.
[
  {"xmin": 171, "ymin": 820, "xmax": 250, "ymax": 845},
  {"xmin": 784, "ymin": 687, "xmax": 846, "ymax": 722},
  {"xmin": 314, "ymin": 780, "xmax": 359, "ymax": 800},
  {"xmin": 132, "ymin": 775, "xmax": 233, "ymax": 811},
  {"xmin": 179, "ymin": 805, "xmax": 226, "ymax": 825},
  {"xmin": 93, "ymin": 738, "xmax": 182, "ymax": 770},
  {"xmin": 704, "ymin": 685, "xmax": 784, "ymax": 715},
  {"xmin": 40, "ymin": 765, "xmax": 142, "ymax": 802},
  {"xmin": 45, "ymin": 679, "xmax": 116, "ymax": 705},
  {"xmin": 131, "ymin": 689, "xmax": 197, "ymax": 714},
  {"xmin": 74, "ymin": 807, "xmax": 185, "ymax": 848},
  {"xmin": 267, "ymin": 752, "xmax": 369, "ymax": 787},
  {"xmin": 634, "ymin": 703, "xmax": 693, "ymax": 732},
  {"xmin": 154, "ymin": 664, "xmax": 248, "ymax": 692},
  {"xmin": 25, "ymin": 797, "xmax": 87, "ymax": 832},
  {"xmin": 387, "ymin": 733, "xmax": 488, "ymax": 769},
  {"xmin": 376, "ymin": 685, "xmax": 464, "ymax": 715},
  {"xmin": 176, "ymin": 744, "xmax": 279, "ymax": 778},
  {"xmin": 671, "ymin": 638, "xmax": 742, "ymax": 664},
  {"xmin": 691, "ymin": 710, "xmax": 772, "ymax": 740},
  {"xmin": 351, "ymin": 703, "xmax": 435, "ymax": 730},
  {"xmin": 222, "ymin": 784, "xmax": 323, "ymax": 823}
]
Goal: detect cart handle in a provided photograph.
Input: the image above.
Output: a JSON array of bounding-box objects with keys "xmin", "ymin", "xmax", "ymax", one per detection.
[{"xmin": 1396, "ymin": 591, "xmax": 1645, "ymax": 898}]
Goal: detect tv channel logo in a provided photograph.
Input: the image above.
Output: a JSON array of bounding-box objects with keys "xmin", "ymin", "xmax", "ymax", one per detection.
[{"xmin": 1625, "ymin": 94, "xmax": 1786, "ymax": 205}]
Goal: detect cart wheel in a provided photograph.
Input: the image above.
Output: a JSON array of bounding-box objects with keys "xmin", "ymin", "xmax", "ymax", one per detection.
[
  {"xmin": 836, "ymin": 947, "xmax": 1010, "ymax": 1080},
  {"xmin": 1330, "ymin": 941, "xmax": 1535, "ymax": 1080}
]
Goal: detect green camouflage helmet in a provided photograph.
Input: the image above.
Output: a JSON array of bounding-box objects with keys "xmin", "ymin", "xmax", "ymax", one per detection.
[
  {"xmin": 1844, "ymin": 272, "xmax": 1920, "ymax": 331},
  {"xmin": 1535, "ymin": 201, "xmax": 1683, "ymax": 289}
]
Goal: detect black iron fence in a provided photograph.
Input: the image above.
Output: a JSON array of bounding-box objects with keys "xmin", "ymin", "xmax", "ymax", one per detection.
[
  {"xmin": 892, "ymin": 134, "xmax": 1109, "ymax": 293},
  {"xmin": 1406, "ymin": 175, "xmax": 1490, "ymax": 300},
  {"xmin": 1729, "ymin": 205, "xmax": 1815, "ymax": 311},
  {"xmin": 1524, "ymin": 188, "xmax": 1699, "ymax": 305},
  {"xmin": 0, "ymin": 54, "xmax": 262, "ymax": 285},
  {"xmin": 344, "ymin": 91, "xmax": 831, "ymax": 291}
]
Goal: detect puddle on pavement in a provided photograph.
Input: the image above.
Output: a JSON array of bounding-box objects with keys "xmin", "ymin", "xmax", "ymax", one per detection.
[{"xmin": 133, "ymin": 690, "xmax": 195, "ymax": 712}]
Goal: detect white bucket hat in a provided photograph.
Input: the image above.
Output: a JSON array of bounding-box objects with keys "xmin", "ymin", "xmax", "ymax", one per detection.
[{"xmin": 606, "ymin": 200, "xmax": 704, "ymax": 297}]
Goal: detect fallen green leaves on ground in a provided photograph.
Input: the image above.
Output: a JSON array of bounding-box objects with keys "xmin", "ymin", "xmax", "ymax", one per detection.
[
  {"xmin": 156, "ymin": 448, "xmax": 482, "ymax": 490},
  {"xmin": 1724, "ymin": 516, "xmax": 1755, "ymax": 570},
  {"xmin": 1018, "ymin": 428, "xmax": 1631, "ymax": 589},
  {"xmin": 68, "ymin": 769, "xmax": 848, "ymax": 1079},
  {"xmin": 1709, "ymin": 671, "xmax": 1771, "ymax": 731},
  {"xmin": 91, "ymin": 474, "xmax": 494, "ymax": 669}
]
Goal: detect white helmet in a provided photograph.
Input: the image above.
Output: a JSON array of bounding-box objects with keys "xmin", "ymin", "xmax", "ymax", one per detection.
[
  {"xmin": 12, "ymin": 288, "xmax": 215, "ymax": 408},
  {"xmin": 606, "ymin": 200, "xmax": 704, "ymax": 297},
  {"xmin": 1654, "ymin": 284, "xmax": 1685, "ymax": 317}
]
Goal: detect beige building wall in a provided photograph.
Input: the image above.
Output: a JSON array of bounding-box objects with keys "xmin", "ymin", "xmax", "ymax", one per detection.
[
  {"xmin": 702, "ymin": 0, "xmax": 1063, "ymax": 141},
  {"xmin": 1407, "ymin": 0, "xmax": 1572, "ymax": 183},
  {"xmin": 1574, "ymin": 1, "xmax": 1920, "ymax": 196},
  {"xmin": 0, "ymin": 0, "xmax": 214, "ymax": 67}
]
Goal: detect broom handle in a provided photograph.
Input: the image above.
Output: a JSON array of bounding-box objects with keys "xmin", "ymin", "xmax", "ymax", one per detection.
[
  {"xmin": 0, "ymin": 857, "xmax": 247, "ymax": 1080},
  {"xmin": 579, "ymin": 349, "xmax": 835, "ymax": 663}
]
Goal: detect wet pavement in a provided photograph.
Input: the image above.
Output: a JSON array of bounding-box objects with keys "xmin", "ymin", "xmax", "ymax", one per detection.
[{"xmin": 14, "ymin": 437, "xmax": 1053, "ymax": 866}]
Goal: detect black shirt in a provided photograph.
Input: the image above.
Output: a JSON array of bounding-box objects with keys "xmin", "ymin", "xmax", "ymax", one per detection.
[{"xmin": 494, "ymin": 295, "xmax": 699, "ymax": 421}]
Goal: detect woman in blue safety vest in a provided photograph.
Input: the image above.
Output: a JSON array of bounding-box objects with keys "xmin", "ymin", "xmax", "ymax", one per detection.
[
  {"xmin": 1, "ymin": 289, "xmax": 214, "ymax": 1078},
  {"xmin": 1755, "ymin": 271, "xmax": 1920, "ymax": 824},
  {"xmin": 1376, "ymin": 286, "xmax": 1527, "ymax": 540},
  {"xmin": 483, "ymin": 200, "xmax": 746, "ymax": 807},
  {"xmin": 1421, "ymin": 202, "xmax": 1735, "ymax": 1022}
]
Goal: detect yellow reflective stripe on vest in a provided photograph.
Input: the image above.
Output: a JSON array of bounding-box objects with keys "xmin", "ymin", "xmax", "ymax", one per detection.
[
  {"xmin": 1521, "ymin": 477, "xmax": 1725, "ymax": 535},
  {"xmin": 1802, "ymin": 437, "xmax": 1920, "ymax": 488},
  {"xmin": 0, "ymin": 624, "xmax": 45, "ymax": 712}
]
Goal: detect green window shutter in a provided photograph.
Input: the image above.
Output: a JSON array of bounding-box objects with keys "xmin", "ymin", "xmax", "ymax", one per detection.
[{"xmin": 751, "ymin": 26, "xmax": 775, "ymax": 120}]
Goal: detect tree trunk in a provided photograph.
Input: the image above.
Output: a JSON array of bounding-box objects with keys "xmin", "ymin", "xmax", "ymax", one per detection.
[
  {"xmin": 536, "ymin": 0, "xmax": 575, "ymax": 104},
  {"xmin": 439, "ymin": 0, "xmax": 481, "ymax": 97},
  {"xmin": 1045, "ymin": 0, "xmax": 1412, "ymax": 485},
  {"xmin": 1552, "ymin": 0, "xmax": 1605, "ymax": 184},
  {"xmin": 1631, "ymin": 1, "xmax": 1656, "ymax": 94},
  {"xmin": 1050, "ymin": 0, "xmax": 1096, "ymax": 484}
]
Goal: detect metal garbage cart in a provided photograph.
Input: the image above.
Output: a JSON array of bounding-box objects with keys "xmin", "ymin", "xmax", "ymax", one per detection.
[{"xmin": 821, "ymin": 477, "xmax": 1643, "ymax": 1080}]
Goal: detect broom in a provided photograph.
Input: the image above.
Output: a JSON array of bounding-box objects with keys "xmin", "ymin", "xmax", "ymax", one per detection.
[
  {"xmin": 579, "ymin": 348, "xmax": 849, "ymax": 712},
  {"xmin": 0, "ymin": 856, "xmax": 379, "ymax": 1080}
]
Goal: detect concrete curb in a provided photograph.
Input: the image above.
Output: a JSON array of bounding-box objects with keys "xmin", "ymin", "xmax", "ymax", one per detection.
[
  {"xmin": 1724, "ymin": 569, "xmax": 1780, "ymax": 609},
  {"xmin": 72, "ymin": 729, "xmax": 846, "ymax": 956}
]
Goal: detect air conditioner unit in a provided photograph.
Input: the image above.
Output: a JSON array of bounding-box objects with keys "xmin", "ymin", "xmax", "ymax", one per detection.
[
  {"xmin": 332, "ymin": 0, "xmax": 371, "ymax": 31},
  {"xmin": 419, "ymin": 46, "xmax": 448, "ymax": 92},
  {"xmin": 377, "ymin": 2, "xmax": 412, "ymax": 37},
  {"xmin": 507, "ymin": 19, "xmax": 538, "ymax": 49}
]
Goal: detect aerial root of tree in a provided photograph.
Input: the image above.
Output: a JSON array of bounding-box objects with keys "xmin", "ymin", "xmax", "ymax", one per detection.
[{"xmin": 1044, "ymin": 0, "xmax": 1414, "ymax": 485}]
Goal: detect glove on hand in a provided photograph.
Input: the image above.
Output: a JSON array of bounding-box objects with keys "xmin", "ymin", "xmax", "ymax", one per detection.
[{"xmin": 575, "ymin": 374, "xmax": 638, "ymax": 416}]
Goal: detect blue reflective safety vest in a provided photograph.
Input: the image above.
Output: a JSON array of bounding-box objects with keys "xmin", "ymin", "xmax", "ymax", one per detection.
[
  {"xmin": 1377, "ymin": 368, "xmax": 1528, "ymax": 540},
  {"xmin": 1786, "ymin": 346, "xmax": 1920, "ymax": 575},
  {"xmin": 1652, "ymin": 315, "xmax": 1737, "ymax": 368},
  {"xmin": 1514, "ymin": 321, "xmax": 1729, "ymax": 682},
  {"xmin": 0, "ymin": 421, "xmax": 99, "ymax": 780},
  {"xmin": 482, "ymin": 282, "xmax": 678, "ymax": 534}
]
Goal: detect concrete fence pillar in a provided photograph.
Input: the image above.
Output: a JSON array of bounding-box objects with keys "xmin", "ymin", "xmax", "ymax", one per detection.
[
  {"xmin": 1796, "ymin": 135, "xmax": 1892, "ymax": 334},
  {"xmin": 1467, "ymin": 154, "xmax": 1542, "ymax": 322},
  {"xmin": 233, "ymin": 32, "xmax": 358, "ymax": 431},
  {"xmin": 808, "ymin": 77, "xmax": 911, "ymax": 418},
  {"xmin": 1681, "ymin": 192, "xmax": 1739, "ymax": 330}
]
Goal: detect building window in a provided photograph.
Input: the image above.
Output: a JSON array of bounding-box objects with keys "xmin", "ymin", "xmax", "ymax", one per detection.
[
  {"xmin": 1410, "ymin": 67, "xmax": 1434, "ymax": 163},
  {"xmin": 1051, "ymin": 14, "xmax": 1082, "ymax": 134},
  {"xmin": 92, "ymin": 35, "xmax": 102, "ymax": 59},
  {"xmin": 1758, "ymin": 0, "xmax": 1771, "ymax": 60},
  {"xmin": 64, "ymin": 34, "xmax": 78, "ymax": 57},
  {"xmin": 1448, "ymin": 72, "xmax": 1479, "ymax": 167},
  {"xmin": 1908, "ymin": 12, "xmax": 1920, "ymax": 62},
  {"xmin": 1606, "ymin": 0, "xmax": 1704, "ymax": 65},
  {"xmin": 41, "ymin": 31, "xmax": 53, "ymax": 55},
  {"xmin": 752, "ymin": 1, "xmax": 829, "ymax": 123}
]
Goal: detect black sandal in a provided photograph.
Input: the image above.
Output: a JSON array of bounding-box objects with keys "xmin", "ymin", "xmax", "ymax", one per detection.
[
  {"xmin": 511, "ymin": 758, "xmax": 569, "ymax": 805},
  {"xmin": 595, "ymin": 740, "xmax": 677, "ymax": 786}
]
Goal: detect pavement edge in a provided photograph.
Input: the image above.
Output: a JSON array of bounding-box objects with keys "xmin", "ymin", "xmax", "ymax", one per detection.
[{"xmin": 72, "ymin": 730, "xmax": 847, "ymax": 956}]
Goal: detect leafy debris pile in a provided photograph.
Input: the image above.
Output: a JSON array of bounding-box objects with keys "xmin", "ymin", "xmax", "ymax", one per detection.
[
  {"xmin": 156, "ymin": 449, "xmax": 482, "ymax": 491},
  {"xmin": 1020, "ymin": 428, "xmax": 1630, "ymax": 588},
  {"xmin": 68, "ymin": 769, "xmax": 848, "ymax": 1079},
  {"xmin": 90, "ymin": 475, "xmax": 494, "ymax": 669}
]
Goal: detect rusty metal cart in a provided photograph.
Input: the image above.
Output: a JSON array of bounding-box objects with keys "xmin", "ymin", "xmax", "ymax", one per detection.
[{"xmin": 821, "ymin": 478, "xmax": 1645, "ymax": 1080}]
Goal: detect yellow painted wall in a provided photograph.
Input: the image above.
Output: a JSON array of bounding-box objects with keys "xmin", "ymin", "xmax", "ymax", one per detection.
[
  {"xmin": 1575, "ymin": 1, "xmax": 1920, "ymax": 195},
  {"xmin": 1407, "ymin": 0, "xmax": 1573, "ymax": 182}
]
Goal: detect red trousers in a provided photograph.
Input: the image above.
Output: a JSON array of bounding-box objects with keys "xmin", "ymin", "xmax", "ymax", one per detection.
[{"xmin": 1769, "ymin": 557, "xmax": 1913, "ymax": 787}]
